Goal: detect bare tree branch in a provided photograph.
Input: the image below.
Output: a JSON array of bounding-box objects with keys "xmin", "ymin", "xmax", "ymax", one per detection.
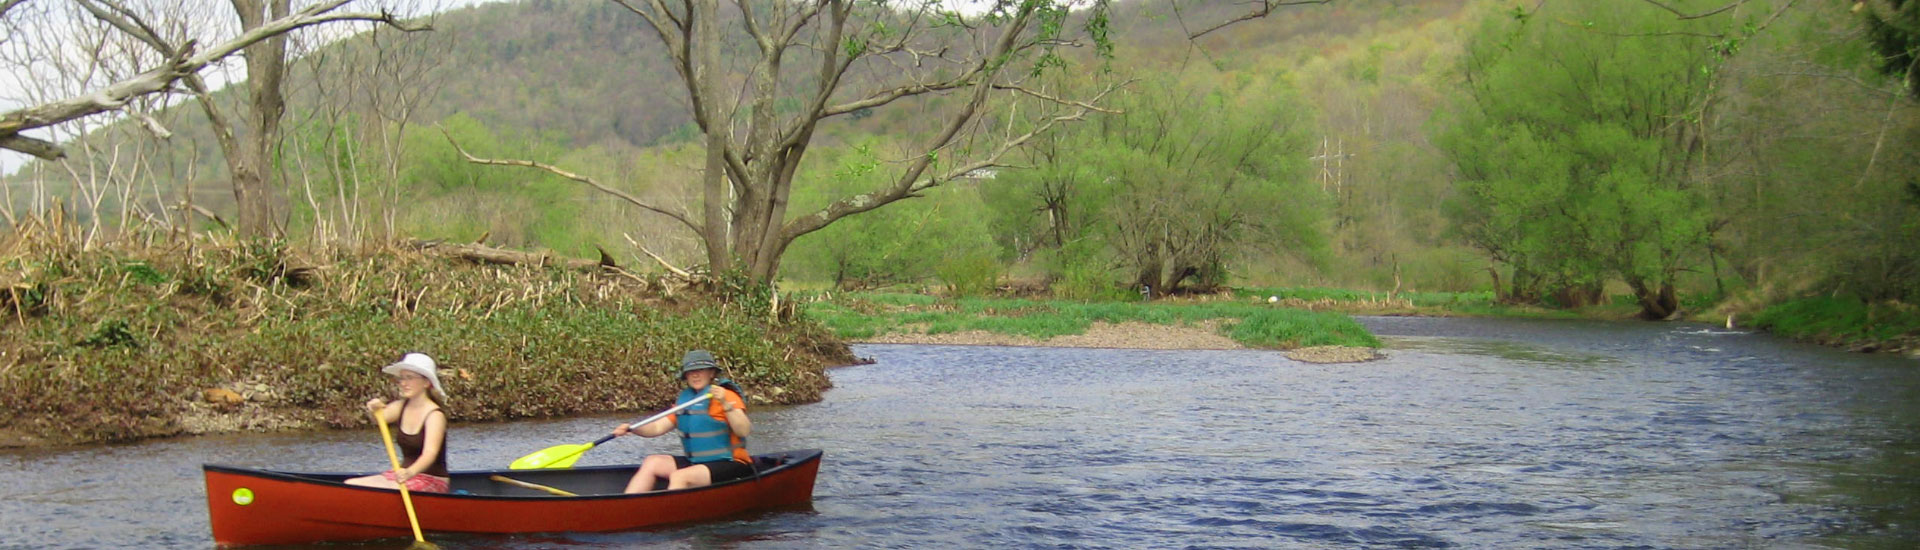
[
  {"xmin": 0, "ymin": 134, "xmax": 61, "ymax": 159},
  {"xmin": 441, "ymin": 128, "xmax": 705, "ymax": 238},
  {"xmin": 1638, "ymin": 0, "xmax": 1751, "ymax": 20},
  {"xmin": 1189, "ymin": 0, "xmax": 1332, "ymax": 40},
  {"xmin": 991, "ymin": 83, "xmax": 1125, "ymax": 114},
  {"xmin": 785, "ymin": 80, "xmax": 1126, "ymax": 241},
  {"xmin": 0, "ymin": 0, "xmax": 426, "ymax": 160}
]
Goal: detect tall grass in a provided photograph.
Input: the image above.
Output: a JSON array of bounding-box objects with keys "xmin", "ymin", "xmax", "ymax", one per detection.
[{"xmin": 0, "ymin": 226, "xmax": 846, "ymax": 446}]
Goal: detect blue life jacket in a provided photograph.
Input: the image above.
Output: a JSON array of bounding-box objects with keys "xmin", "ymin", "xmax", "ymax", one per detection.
[{"xmin": 676, "ymin": 386, "xmax": 742, "ymax": 463}]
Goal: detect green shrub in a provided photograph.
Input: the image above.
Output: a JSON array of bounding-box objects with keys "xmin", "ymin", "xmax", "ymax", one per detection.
[
  {"xmin": 1226, "ymin": 308, "xmax": 1382, "ymax": 349},
  {"xmin": 935, "ymin": 252, "xmax": 1002, "ymax": 297}
]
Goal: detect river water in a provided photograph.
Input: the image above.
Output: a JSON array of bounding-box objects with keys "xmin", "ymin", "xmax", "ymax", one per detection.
[{"xmin": 3, "ymin": 316, "xmax": 1918, "ymax": 549}]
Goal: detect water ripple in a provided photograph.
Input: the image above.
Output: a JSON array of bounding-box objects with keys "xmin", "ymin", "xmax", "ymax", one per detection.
[{"xmin": 5, "ymin": 321, "xmax": 1920, "ymax": 548}]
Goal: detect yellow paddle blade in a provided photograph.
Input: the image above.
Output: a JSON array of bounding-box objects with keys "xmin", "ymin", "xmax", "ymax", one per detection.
[{"xmin": 510, "ymin": 443, "xmax": 594, "ymax": 470}]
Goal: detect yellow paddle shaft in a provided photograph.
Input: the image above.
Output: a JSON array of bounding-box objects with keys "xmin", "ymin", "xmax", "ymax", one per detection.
[
  {"xmin": 489, "ymin": 475, "xmax": 578, "ymax": 496},
  {"xmin": 373, "ymin": 409, "xmax": 434, "ymax": 548}
]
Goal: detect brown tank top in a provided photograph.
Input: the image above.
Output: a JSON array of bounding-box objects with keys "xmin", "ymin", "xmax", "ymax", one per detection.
[{"xmin": 394, "ymin": 408, "xmax": 449, "ymax": 477}]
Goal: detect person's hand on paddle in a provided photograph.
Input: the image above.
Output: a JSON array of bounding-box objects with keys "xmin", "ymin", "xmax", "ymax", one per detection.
[
  {"xmin": 394, "ymin": 467, "xmax": 416, "ymax": 482},
  {"xmin": 714, "ymin": 391, "xmax": 736, "ymax": 413},
  {"xmin": 612, "ymin": 423, "xmax": 633, "ymax": 437},
  {"xmin": 366, "ymin": 398, "xmax": 387, "ymax": 414}
]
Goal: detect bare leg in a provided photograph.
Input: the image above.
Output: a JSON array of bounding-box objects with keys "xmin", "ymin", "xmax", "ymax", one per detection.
[
  {"xmin": 345, "ymin": 474, "xmax": 400, "ymax": 489},
  {"xmin": 623, "ymin": 454, "xmax": 679, "ymax": 494},
  {"xmin": 666, "ymin": 464, "xmax": 712, "ymax": 491}
]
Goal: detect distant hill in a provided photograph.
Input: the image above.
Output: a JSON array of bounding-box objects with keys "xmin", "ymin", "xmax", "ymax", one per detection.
[{"xmin": 4, "ymin": 0, "xmax": 1472, "ymax": 282}]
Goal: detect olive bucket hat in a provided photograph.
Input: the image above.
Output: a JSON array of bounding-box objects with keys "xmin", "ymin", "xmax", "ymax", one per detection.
[{"xmin": 679, "ymin": 349, "xmax": 720, "ymax": 379}]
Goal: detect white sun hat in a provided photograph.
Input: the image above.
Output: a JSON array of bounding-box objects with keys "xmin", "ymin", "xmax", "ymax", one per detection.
[{"xmin": 382, "ymin": 352, "xmax": 447, "ymax": 401}]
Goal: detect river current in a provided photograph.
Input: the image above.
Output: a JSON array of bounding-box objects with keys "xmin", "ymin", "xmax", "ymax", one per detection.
[{"xmin": 2, "ymin": 316, "xmax": 1917, "ymax": 549}]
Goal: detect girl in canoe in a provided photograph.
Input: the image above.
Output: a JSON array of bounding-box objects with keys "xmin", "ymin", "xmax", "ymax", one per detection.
[
  {"xmin": 610, "ymin": 349, "xmax": 753, "ymax": 493},
  {"xmin": 346, "ymin": 352, "xmax": 451, "ymax": 493}
]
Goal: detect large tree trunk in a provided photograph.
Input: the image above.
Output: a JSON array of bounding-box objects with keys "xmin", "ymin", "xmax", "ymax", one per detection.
[
  {"xmin": 1133, "ymin": 255, "xmax": 1165, "ymax": 298},
  {"xmin": 1625, "ymin": 276, "xmax": 1680, "ymax": 320},
  {"xmin": 1550, "ymin": 283, "xmax": 1604, "ymax": 308},
  {"xmin": 694, "ymin": 0, "xmax": 730, "ymax": 273},
  {"xmin": 227, "ymin": 0, "xmax": 293, "ymax": 239}
]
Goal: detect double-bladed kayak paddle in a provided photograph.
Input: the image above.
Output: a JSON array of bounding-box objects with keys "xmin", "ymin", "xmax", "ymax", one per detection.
[{"xmin": 509, "ymin": 393, "xmax": 714, "ymax": 470}]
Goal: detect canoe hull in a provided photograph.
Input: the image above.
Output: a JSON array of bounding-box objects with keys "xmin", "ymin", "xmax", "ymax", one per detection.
[{"xmin": 204, "ymin": 449, "xmax": 821, "ymax": 547}]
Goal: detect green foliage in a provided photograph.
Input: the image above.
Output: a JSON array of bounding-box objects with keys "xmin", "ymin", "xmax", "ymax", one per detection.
[
  {"xmin": 122, "ymin": 261, "xmax": 168, "ymax": 285},
  {"xmin": 1705, "ymin": 1, "xmax": 1920, "ymax": 306},
  {"xmin": 716, "ymin": 268, "xmax": 774, "ymax": 315},
  {"xmin": 76, "ymin": 319, "xmax": 141, "ymax": 349},
  {"xmin": 1750, "ymin": 296, "xmax": 1920, "ymax": 347},
  {"xmin": 1226, "ymin": 309, "xmax": 1382, "ymax": 349},
  {"xmin": 785, "ymin": 141, "xmax": 1001, "ymax": 291},
  {"xmin": 1046, "ymin": 240, "xmax": 1129, "ymax": 301},
  {"xmin": 1436, "ymin": 2, "xmax": 1720, "ymax": 314},
  {"xmin": 1858, "ymin": 0, "xmax": 1920, "ymax": 96},
  {"xmin": 935, "ymin": 251, "xmax": 1003, "ymax": 298},
  {"xmin": 0, "ymin": 240, "xmax": 844, "ymax": 445},
  {"xmin": 390, "ymin": 113, "xmax": 630, "ymax": 257},
  {"xmin": 985, "ymin": 74, "xmax": 1326, "ymax": 294}
]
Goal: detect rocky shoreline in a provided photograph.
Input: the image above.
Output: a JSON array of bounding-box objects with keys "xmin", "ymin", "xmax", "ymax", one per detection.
[{"xmin": 853, "ymin": 321, "xmax": 1382, "ymax": 363}]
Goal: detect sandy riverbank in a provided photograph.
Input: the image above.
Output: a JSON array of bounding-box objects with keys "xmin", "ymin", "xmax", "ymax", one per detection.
[{"xmin": 853, "ymin": 321, "xmax": 1381, "ymax": 363}]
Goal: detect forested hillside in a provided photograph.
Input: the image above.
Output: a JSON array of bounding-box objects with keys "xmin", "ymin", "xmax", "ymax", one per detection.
[{"xmin": 5, "ymin": 0, "xmax": 1916, "ymax": 331}]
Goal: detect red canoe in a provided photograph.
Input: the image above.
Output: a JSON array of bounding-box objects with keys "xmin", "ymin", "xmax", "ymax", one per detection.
[{"xmin": 203, "ymin": 449, "xmax": 822, "ymax": 546}]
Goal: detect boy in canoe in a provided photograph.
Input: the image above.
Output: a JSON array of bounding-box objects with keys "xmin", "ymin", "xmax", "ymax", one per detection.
[
  {"xmin": 610, "ymin": 350, "xmax": 753, "ymax": 493},
  {"xmin": 347, "ymin": 352, "xmax": 452, "ymax": 493}
]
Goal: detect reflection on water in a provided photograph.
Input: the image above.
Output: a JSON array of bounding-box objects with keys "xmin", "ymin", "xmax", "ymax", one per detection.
[{"xmin": 1, "ymin": 316, "xmax": 1917, "ymax": 549}]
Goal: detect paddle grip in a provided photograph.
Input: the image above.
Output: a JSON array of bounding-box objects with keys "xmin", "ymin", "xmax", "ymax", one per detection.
[
  {"xmin": 624, "ymin": 392, "xmax": 713, "ymax": 429},
  {"xmin": 605, "ymin": 392, "xmax": 714, "ymax": 440}
]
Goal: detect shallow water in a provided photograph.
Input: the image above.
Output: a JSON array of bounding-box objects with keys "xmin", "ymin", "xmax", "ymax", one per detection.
[{"xmin": 3, "ymin": 316, "xmax": 1918, "ymax": 549}]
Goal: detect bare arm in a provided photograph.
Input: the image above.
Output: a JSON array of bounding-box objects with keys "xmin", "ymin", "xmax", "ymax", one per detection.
[
  {"xmin": 635, "ymin": 415, "xmax": 677, "ymax": 437},
  {"xmin": 366, "ymin": 398, "xmax": 402, "ymax": 424},
  {"xmin": 717, "ymin": 391, "xmax": 750, "ymax": 438},
  {"xmin": 614, "ymin": 415, "xmax": 677, "ymax": 438},
  {"xmin": 724, "ymin": 408, "xmax": 751, "ymax": 439}
]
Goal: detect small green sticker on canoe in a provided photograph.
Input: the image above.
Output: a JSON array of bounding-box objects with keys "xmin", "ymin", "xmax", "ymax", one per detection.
[{"xmin": 232, "ymin": 488, "xmax": 254, "ymax": 506}]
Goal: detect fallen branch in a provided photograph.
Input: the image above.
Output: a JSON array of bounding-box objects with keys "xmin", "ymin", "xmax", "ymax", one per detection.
[
  {"xmin": 410, "ymin": 240, "xmax": 601, "ymax": 270},
  {"xmin": 624, "ymin": 233, "xmax": 692, "ymax": 279}
]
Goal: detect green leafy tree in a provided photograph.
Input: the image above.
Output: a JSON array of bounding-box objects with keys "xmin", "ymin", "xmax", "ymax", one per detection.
[
  {"xmin": 785, "ymin": 141, "xmax": 998, "ymax": 291},
  {"xmin": 1437, "ymin": 3, "xmax": 1721, "ymax": 318},
  {"xmin": 448, "ymin": 0, "xmax": 1321, "ymax": 284},
  {"xmin": 1859, "ymin": 0, "xmax": 1920, "ymax": 96},
  {"xmin": 395, "ymin": 113, "xmax": 586, "ymax": 251},
  {"xmin": 991, "ymin": 75, "xmax": 1325, "ymax": 295}
]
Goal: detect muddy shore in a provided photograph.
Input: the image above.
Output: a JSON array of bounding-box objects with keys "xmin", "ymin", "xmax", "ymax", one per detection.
[{"xmin": 854, "ymin": 321, "xmax": 1381, "ymax": 363}]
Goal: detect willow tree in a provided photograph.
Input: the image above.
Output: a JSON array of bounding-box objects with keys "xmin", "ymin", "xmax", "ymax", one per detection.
[
  {"xmin": 456, "ymin": 0, "xmax": 1320, "ymax": 283},
  {"xmin": 986, "ymin": 75, "xmax": 1324, "ymax": 296},
  {"xmin": 1858, "ymin": 0, "xmax": 1919, "ymax": 97},
  {"xmin": 1438, "ymin": 2, "xmax": 1729, "ymax": 318}
]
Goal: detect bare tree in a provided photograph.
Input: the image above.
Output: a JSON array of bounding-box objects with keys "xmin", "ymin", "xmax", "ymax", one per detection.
[
  {"xmin": 290, "ymin": 18, "xmax": 449, "ymax": 245},
  {"xmin": 0, "ymin": 0, "xmax": 424, "ymax": 238},
  {"xmin": 456, "ymin": 0, "xmax": 1123, "ymax": 283},
  {"xmin": 1, "ymin": 0, "xmax": 201, "ymax": 240},
  {"xmin": 456, "ymin": 0, "xmax": 1329, "ymax": 284}
]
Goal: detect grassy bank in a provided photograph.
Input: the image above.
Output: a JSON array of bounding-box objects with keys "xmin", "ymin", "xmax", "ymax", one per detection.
[
  {"xmin": 803, "ymin": 292, "xmax": 1382, "ymax": 349},
  {"xmin": 0, "ymin": 232, "xmax": 850, "ymax": 448},
  {"xmin": 1230, "ymin": 286, "xmax": 1613, "ymax": 318},
  {"xmin": 1243, "ymin": 286, "xmax": 1920, "ymax": 353},
  {"xmin": 1748, "ymin": 297, "xmax": 1920, "ymax": 353}
]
